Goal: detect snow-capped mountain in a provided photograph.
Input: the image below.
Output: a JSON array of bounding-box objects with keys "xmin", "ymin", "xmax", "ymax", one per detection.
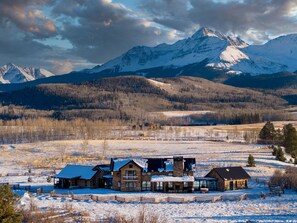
[
  {"xmin": 88, "ymin": 27, "xmax": 297, "ymax": 76},
  {"xmin": 0, "ymin": 63, "xmax": 54, "ymax": 84}
]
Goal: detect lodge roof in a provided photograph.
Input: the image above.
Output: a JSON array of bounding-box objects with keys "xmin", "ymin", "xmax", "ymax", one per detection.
[
  {"xmin": 206, "ymin": 166, "xmax": 251, "ymax": 180},
  {"xmin": 53, "ymin": 165, "xmax": 97, "ymax": 180}
]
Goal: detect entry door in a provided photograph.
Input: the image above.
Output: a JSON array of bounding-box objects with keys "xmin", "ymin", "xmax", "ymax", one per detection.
[{"xmin": 229, "ymin": 181, "xmax": 234, "ymax": 190}]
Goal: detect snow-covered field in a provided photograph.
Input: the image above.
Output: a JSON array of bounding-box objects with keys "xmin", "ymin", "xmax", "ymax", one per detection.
[
  {"xmin": 150, "ymin": 110, "xmax": 214, "ymax": 118},
  {"xmin": 1, "ymin": 139, "xmax": 297, "ymax": 222}
]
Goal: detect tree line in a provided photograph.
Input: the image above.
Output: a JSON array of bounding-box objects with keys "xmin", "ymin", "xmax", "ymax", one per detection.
[{"xmin": 259, "ymin": 121, "xmax": 297, "ymax": 162}]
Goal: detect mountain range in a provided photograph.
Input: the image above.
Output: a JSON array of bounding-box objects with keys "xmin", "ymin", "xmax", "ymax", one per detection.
[
  {"xmin": 2, "ymin": 27, "xmax": 297, "ymax": 88},
  {"xmin": 0, "ymin": 63, "xmax": 54, "ymax": 84},
  {"xmin": 87, "ymin": 27, "xmax": 297, "ymax": 76}
]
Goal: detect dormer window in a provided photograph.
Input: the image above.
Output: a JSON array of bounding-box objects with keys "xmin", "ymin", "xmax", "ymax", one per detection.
[{"xmin": 129, "ymin": 164, "xmax": 133, "ymax": 168}]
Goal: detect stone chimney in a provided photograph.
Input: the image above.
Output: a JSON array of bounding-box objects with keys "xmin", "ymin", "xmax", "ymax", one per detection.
[{"xmin": 173, "ymin": 156, "xmax": 184, "ymax": 177}]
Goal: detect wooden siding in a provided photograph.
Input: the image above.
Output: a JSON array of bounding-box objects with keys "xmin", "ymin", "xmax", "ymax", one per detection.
[{"xmin": 206, "ymin": 169, "xmax": 248, "ymax": 191}]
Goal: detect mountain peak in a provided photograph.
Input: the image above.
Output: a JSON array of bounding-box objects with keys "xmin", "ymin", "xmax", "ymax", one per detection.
[
  {"xmin": 4, "ymin": 63, "xmax": 18, "ymax": 69},
  {"xmin": 191, "ymin": 27, "xmax": 225, "ymax": 39},
  {"xmin": 0, "ymin": 63, "xmax": 54, "ymax": 84}
]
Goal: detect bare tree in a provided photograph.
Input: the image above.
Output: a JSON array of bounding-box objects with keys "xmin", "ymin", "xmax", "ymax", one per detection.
[{"xmin": 101, "ymin": 139, "xmax": 108, "ymax": 161}]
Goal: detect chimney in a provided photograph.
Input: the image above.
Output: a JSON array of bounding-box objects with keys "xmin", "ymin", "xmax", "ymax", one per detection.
[{"xmin": 173, "ymin": 156, "xmax": 184, "ymax": 177}]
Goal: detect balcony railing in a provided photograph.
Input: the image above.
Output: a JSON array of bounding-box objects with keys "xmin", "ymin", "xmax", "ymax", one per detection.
[{"xmin": 123, "ymin": 176, "xmax": 138, "ymax": 180}]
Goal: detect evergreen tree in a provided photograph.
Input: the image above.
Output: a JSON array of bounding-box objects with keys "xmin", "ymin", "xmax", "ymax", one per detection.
[
  {"xmin": 276, "ymin": 147, "xmax": 286, "ymax": 162},
  {"xmin": 0, "ymin": 185, "xmax": 22, "ymax": 223},
  {"xmin": 291, "ymin": 150, "xmax": 297, "ymax": 159},
  {"xmin": 272, "ymin": 145, "xmax": 277, "ymax": 156},
  {"xmin": 247, "ymin": 154, "xmax": 256, "ymax": 167},
  {"xmin": 259, "ymin": 121, "xmax": 276, "ymax": 143},
  {"xmin": 283, "ymin": 124, "xmax": 297, "ymax": 154}
]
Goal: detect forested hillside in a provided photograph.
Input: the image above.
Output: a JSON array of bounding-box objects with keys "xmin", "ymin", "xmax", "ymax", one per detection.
[{"xmin": 0, "ymin": 76, "xmax": 287, "ymax": 121}]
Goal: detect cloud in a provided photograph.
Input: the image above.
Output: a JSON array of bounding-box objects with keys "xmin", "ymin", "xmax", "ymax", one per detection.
[
  {"xmin": 1, "ymin": 0, "xmax": 297, "ymax": 74},
  {"xmin": 52, "ymin": 0, "xmax": 174, "ymax": 64},
  {"xmin": 0, "ymin": 0, "xmax": 57, "ymax": 39},
  {"xmin": 189, "ymin": 0, "xmax": 297, "ymax": 38},
  {"xmin": 140, "ymin": 0, "xmax": 193, "ymax": 32},
  {"xmin": 141, "ymin": 0, "xmax": 297, "ymax": 43}
]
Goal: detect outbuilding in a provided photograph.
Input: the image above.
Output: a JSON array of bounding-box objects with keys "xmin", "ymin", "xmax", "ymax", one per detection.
[{"xmin": 205, "ymin": 166, "xmax": 250, "ymax": 191}]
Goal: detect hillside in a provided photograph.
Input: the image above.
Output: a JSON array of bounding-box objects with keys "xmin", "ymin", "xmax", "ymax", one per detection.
[
  {"xmin": 224, "ymin": 72, "xmax": 297, "ymax": 105},
  {"xmin": 0, "ymin": 76, "xmax": 287, "ymax": 121}
]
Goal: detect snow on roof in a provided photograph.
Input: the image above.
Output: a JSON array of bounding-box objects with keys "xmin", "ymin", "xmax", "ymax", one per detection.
[
  {"xmin": 112, "ymin": 158, "xmax": 146, "ymax": 171},
  {"xmin": 195, "ymin": 177, "xmax": 217, "ymax": 181},
  {"xmin": 151, "ymin": 175, "xmax": 194, "ymax": 182},
  {"xmin": 54, "ymin": 165, "xmax": 97, "ymax": 180}
]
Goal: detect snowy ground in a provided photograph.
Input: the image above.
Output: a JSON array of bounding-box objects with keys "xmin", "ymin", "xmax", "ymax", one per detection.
[{"xmin": 1, "ymin": 139, "xmax": 297, "ymax": 222}]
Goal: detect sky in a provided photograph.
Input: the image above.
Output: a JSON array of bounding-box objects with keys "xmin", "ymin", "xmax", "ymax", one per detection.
[{"xmin": 0, "ymin": 0, "xmax": 297, "ymax": 74}]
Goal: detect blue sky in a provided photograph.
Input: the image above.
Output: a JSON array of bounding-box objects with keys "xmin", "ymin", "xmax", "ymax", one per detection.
[{"xmin": 0, "ymin": 0, "xmax": 297, "ymax": 74}]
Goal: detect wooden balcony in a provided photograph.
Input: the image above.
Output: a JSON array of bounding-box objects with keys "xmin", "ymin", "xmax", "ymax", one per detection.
[{"xmin": 123, "ymin": 175, "xmax": 138, "ymax": 180}]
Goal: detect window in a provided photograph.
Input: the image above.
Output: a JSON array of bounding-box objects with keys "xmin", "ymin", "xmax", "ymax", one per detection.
[
  {"xmin": 184, "ymin": 182, "xmax": 189, "ymax": 188},
  {"xmin": 126, "ymin": 182, "xmax": 136, "ymax": 189},
  {"xmin": 118, "ymin": 182, "xmax": 121, "ymax": 188},
  {"xmin": 168, "ymin": 182, "xmax": 173, "ymax": 188},
  {"xmin": 85, "ymin": 181, "xmax": 88, "ymax": 187},
  {"xmin": 194, "ymin": 181, "xmax": 200, "ymax": 190},
  {"xmin": 142, "ymin": 181, "xmax": 151, "ymax": 190},
  {"xmin": 156, "ymin": 182, "xmax": 163, "ymax": 191},
  {"xmin": 126, "ymin": 170, "xmax": 136, "ymax": 176},
  {"xmin": 124, "ymin": 170, "xmax": 137, "ymax": 180},
  {"xmin": 129, "ymin": 164, "xmax": 133, "ymax": 168}
]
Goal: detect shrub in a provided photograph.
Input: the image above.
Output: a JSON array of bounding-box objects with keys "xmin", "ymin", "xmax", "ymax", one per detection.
[
  {"xmin": 270, "ymin": 167, "xmax": 297, "ymax": 190},
  {"xmin": 107, "ymin": 207, "xmax": 167, "ymax": 223},
  {"xmin": 275, "ymin": 146, "xmax": 286, "ymax": 162},
  {"xmin": 47, "ymin": 176, "xmax": 52, "ymax": 183}
]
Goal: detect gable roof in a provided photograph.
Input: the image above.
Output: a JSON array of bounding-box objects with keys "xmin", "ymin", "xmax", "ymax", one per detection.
[
  {"xmin": 206, "ymin": 166, "xmax": 251, "ymax": 180},
  {"xmin": 111, "ymin": 158, "xmax": 146, "ymax": 171},
  {"xmin": 119, "ymin": 160, "xmax": 145, "ymax": 171},
  {"xmin": 93, "ymin": 164, "xmax": 110, "ymax": 172},
  {"xmin": 54, "ymin": 165, "xmax": 97, "ymax": 180}
]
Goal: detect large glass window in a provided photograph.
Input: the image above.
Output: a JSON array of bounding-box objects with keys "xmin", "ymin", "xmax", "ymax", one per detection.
[
  {"xmin": 142, "ymin": 181, "xmax": 151, "ymax": 190},
  {"xmin": 124, "ymin": 170, "xmax": 137, "ymax": 180},
  {"xmin": 126, "ymin": 182, "xmax": 136, "ymax": 189},
  {"xmin": 168, "ymin": 182, "xmax": 173, "ymax": 188},
  {"xmin": 156, "ymin": 182, "xmax": 163, "ymax": 190},
  {"xmin": 126, "ymin": 170, "xmax": 136, "ymax": 176},
  {"xmin": 184, "ymin": 182, "xmax": 188, "ymax": 187}
]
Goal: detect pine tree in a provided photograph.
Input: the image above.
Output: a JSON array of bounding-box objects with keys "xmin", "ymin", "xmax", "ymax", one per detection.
[
  {"xmin": 247, "ymin": 154, "xmax": 256, "ymax": 167},
  {"xmin": 283, "ymin": 124, "xmax": 297, "ymax": 154},
  {"xmin": 272, "ymin": 145, "xmax": 278, "ymax": 156},
  {"xmin": 0, "ymin": 185, "xmax": 22, "ymax": 223},
  {"xmin": 276, "ymin": 147, "xmax": 286, "ymax": 162},
  {"xmin": 259, "ymin": 121, "xmax": 276, "ymax": 143}
]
